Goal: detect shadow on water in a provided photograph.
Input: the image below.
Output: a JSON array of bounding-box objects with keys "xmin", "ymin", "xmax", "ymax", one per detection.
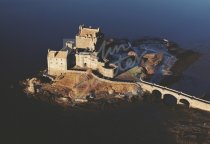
[{"xmin": 5, "ymin": 83, "xmax": 178, "ymax": 144}]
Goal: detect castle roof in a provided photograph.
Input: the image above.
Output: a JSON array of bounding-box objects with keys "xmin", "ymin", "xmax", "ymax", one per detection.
[{"xmin": 48, "ymin": 50, "xmax": 68, "ymax": 59}]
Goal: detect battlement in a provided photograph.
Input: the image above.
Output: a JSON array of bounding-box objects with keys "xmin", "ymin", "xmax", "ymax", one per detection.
[{"xmin": 77, "ymin": 25, "xmax": 100, "ymax": 38}]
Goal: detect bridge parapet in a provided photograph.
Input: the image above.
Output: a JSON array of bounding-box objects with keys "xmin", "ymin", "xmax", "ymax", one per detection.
[{"xmin": 138, "ymin": 79, "xmax": 210, "ymax": 105}]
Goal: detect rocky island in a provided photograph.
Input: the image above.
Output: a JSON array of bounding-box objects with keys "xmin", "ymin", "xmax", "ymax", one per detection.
[{"xmin": 23, "ymin": 25, "xmax": 210, "ymax": 112}]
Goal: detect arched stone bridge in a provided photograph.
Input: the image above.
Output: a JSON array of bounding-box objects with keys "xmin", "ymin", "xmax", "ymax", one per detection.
[{"xmin": 137, "ymin": 80, "xmax": 210, "ymax": 112}]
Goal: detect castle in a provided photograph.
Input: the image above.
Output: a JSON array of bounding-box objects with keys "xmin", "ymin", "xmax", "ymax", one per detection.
[
  {"xmin": 47, "ymin": 25, "xmax": 128, "ymax": 78},
  {"xmin": 45, "ymin": 25, "xmax": 210, "ymax": 113}
]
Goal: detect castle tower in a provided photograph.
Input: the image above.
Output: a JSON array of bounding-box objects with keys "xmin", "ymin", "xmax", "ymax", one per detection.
[{"xmin": 75, "ymin": 25, "xmax": 104, "ymax": 51}]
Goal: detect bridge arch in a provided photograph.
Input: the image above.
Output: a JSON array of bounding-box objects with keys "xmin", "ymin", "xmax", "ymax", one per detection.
[
  {"xmin": 152, "ymin": 89, "xmax": 162, "ymax": 101},
  {"xmin": 179, "ymin": 99, "xmax": 190, "ymax": 108},
  {"xmin": 163, "ymin": 94, "xmax": 177, "ymax": 105}
]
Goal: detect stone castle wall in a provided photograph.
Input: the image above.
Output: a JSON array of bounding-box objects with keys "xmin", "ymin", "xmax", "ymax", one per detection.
[
  {"xmin": 75, "ymin": 53, "xmax": 98, "ymax": 70},
  {"xmin": 48, "ymin": 57, "xmax": 67, "ymax": 76},
  {"xmin": 75, "ymin": 53, "xmax": 117, "ymax": 78},
  {"xmin": 76, "ymin": 36, "xmax": 97, "ymax": 51},
  {"xmin": 98, "ymin": 66, "xmax": 116, "ymax": 78},
  {"xmin": 65, "ymin": 69, "xmax": 135, "ymax": 86}
]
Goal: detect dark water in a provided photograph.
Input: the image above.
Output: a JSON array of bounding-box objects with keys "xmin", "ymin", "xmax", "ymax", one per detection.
[{"xmin": 1, "ymin": 0, "xmax": 210, "ymax": 143}]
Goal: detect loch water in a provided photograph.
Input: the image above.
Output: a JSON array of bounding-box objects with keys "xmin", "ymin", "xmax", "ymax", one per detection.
[{"xmin": 1, "ymin": 0, "xmax": 210, "ymax": 143}]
